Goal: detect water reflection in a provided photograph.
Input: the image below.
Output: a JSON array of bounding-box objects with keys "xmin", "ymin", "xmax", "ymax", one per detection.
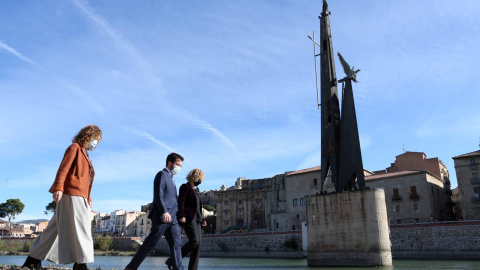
[{"xmin": 1, "ymin": 256, "xmax": 479, "ymax": 270}]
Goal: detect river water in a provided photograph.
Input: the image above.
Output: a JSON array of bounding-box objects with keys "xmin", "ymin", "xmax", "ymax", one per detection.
[{"xmin": 1, "ymin": 255, "xmax": 480, "ymax": 270}]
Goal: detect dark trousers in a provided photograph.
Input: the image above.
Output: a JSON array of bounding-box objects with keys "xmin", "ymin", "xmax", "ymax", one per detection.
[
  {"xmin": 180, "ymin": 221, "xmax": 202, "ymax": 270},
  {"xmin": 127, "ymin": 222, "xmax": 183, "ymax": 270}
]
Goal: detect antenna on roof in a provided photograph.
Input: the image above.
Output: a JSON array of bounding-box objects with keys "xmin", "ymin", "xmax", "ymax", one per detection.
[{"xmin": 402, "ymin": 144, "xmax": 405, "ymax": 153}]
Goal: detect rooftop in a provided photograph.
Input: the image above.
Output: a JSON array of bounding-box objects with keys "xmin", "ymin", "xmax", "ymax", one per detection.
[{"xmin": 452, "ymin": 150, "xmax": 480, "ymax": 159}]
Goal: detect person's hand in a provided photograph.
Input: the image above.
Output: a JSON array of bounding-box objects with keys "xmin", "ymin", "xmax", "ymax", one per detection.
[
  {"xmin": 202, "ymin": 221, "xmax": 207, "ymax": 227},
  {"xmin": 89, "ymin": 201, "xmax": 93, "ymax": 208},
  {"xmin": 163, "ymin": 212, "xmax": 172, "ymax": 223},
  {"xmin": 179, "ymin": 217, "xmax": 186, "ymax": 223},
  {"xmin": 53, "ymin": 191, "xmax": 63, "ymax": 203}
]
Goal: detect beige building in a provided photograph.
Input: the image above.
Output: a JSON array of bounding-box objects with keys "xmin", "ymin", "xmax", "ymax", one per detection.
[
  {"xmin": 375, "ymin": 151, "xmax": 454, "ymax": 220},
  {"xmin": 452, "ymin": 150, "xmax": 480, "ymax": 220},
  {"xmin": 215, "ymin": 176, "xmax": 279, "ymax": 233},
  {"xmin": 198, "ymin": 190, "xmax": 217, "ymax": 208},
  {"xmin": 116, "ymin": 211, "xmax": 142, "ymax": 236},
  {"xmin": 136, "ymin": 212, "xmax": 152, "ymax": 239},
  {"xmin": 365, "ymin": 170, "xmax": 447, "ymax": 224}
]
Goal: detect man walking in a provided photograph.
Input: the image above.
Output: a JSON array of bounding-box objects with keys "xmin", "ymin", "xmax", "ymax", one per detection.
[{"xmin": 125, "ymin": 153, "xmax": 184, "ymax": 270}]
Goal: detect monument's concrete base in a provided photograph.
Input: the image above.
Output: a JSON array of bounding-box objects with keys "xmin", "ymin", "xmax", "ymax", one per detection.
[{"xmin": 306, "ymin": 189, "xmax": 392, "ymax": 267}]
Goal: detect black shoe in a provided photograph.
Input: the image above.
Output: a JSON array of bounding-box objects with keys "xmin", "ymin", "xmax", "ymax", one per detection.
[
  {"xmin": 22, "ymin": 256, "xmax": 41, "ymax": 270},
  {"xmin": 165, "ymin": 258, "xmax": 173, "ymax": 270},
  {"xmin": 73, "ymin": 263, "xmax": 88, "ymax": 270}
]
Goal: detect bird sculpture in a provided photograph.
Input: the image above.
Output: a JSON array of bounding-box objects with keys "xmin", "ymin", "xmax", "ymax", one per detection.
[{"xmin": 337, "ymin": 52, "xmax": 360, "ymax": 83}]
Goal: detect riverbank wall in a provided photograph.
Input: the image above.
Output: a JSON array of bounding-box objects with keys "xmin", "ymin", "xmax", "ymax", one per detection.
[
  {"xmin": 3, "ymin": 221, "xmax": 480, "ymax": 259},
  {"xmin": 389, "ymin": 221, "xmax": 480, "ymax": 259}
]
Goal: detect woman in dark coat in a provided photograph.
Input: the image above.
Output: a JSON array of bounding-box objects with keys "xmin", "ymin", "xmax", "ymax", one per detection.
[{"xmin": 167, "ymin": 168, "xmax": 206, "ymax": 270}]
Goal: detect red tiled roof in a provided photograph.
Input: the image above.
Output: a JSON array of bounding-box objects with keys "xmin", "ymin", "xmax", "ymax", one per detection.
[
  {"xmin": 286, "ymin": 166, "xmax": 321, "ymax": 176},
  {"xmin": 452, "ymin": 150, "xmax": 480, "ymax": 159},
  {"xmin": 365, "ymin": 170, "xmax": 429, "ymax": 181}
]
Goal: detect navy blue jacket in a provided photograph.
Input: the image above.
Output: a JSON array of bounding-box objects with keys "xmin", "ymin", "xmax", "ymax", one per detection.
[{"xmin": 148, "ymin": 168, "xmax": 178, "ymax": 225}]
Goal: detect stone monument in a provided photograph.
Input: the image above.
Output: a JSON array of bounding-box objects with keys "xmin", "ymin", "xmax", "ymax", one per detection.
[{"xmin": 306, "ymin": 0, "xmax": 392, "ymax": 266}]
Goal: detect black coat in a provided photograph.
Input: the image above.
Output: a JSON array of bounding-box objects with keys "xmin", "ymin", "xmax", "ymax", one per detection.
[{"xmin": 177, "ymin": 183, "xmax": 202, "ymax": 224}]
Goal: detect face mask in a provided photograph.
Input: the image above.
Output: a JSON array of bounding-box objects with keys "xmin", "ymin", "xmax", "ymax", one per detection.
[
  {"xmin": 194, "ymin": 180, "xmax": 202, "ymax": 186},
  {"xmin": 171, "ymin": 165, "xmax": 181, "ymax": 175},
  {"xmin": 87, "ymin": 139, "xmax": 98, "ymax": 151}
]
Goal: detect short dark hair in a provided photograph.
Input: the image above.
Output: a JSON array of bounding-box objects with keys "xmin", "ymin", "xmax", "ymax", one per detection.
[{"xmin": 166, "ymin": 152, "xmax": 184, "ymax": 167}]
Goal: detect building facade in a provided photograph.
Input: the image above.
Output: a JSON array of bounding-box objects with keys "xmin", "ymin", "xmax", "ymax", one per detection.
[
  {"xmin": 375, "ymin": 151, "xmax": 454, "ymax": 220},
  {"xmin": 452, "ymin": 187, "xmax": 463, "ymax": 219},
  {"xmin": 116, "ymin": 211, "xmax": 141, "ymax": 236},
  {"xmin": 365, "ymin": 170, "xmax": 447, "ymax": 224},
  {"xmin": 452, "ymin": 150, "xmax": 480, "ymax": 220}
]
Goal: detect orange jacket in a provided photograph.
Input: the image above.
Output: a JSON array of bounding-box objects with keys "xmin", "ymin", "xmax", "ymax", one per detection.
[{"xmin": 49, "ymin": 143, "xmax": 95, "ymax": 203}]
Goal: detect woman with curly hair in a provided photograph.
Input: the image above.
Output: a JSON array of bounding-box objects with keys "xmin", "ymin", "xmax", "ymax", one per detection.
[
  {"xmin": 23, "ymin": 125, "xmax": 102, "ymax": 270},
  {"xmin": 166, "ymin": 168, "xmax": 207, "ymax": 270}
]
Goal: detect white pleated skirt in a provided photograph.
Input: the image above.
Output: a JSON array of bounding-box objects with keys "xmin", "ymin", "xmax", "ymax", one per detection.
[{"xmin": 29, "ymin": 194, "xmax": 94, "ymax": 264}]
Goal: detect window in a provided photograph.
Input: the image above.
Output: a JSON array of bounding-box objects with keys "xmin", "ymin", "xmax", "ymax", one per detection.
[
  {"xmin": 276, "ymin": 223, "xmax": 279, "ymax": 229},
  {"xmin": 393, "ymin": 188, "xmax": 400, "ymax": 199},
  {"xmin": 415, "ymin": 218, "xmax": 420, "ymax": 223},
  {"xmin": 394, "ymin": 205, "xmax": 400, "ymax": 212},
  {"xmin": 313, "ymin": 178, "xmax": 318, "ymax": 185},
  {"xmin": 410, "ymin": 186, "xmax": 418, "ymax": 198},
  {"xmin": 300, "ymin": 197, "xmax": 306, "ymax": 206},
  {"xmin": 224, "ymin": 200, "xmax": 229, "ymax": 205},
  {"xmin": 474, "ymin": 187, "xmax": 480, "ymax": 201},
  {"xmin": 293, "ymin": 199, "xmax": 298, "ymax": 207},
  {"xmin": 471, "ymin": 159, "xmax": 477, "ymax": 169},
  {"xmin": 238, "ymin": 200, "xmax": 242, "ymax": 205},
  {"xmin": 431, "ymin": 186, "xmax": 434, "ymax": 195},
  {"xmin": 413, "ymin": 203, "xmax": 418, "ymax": 211},
  {"xmin": 297, "ymin": 214, "xmax": 299, "ymax": 219},
  {"xmin": 473, "ymin": 173, "xmax": 479, "ymax": 184},
  {"xmin": 396, "ymin": 220, "xmax": 402, "ymax": 224}
]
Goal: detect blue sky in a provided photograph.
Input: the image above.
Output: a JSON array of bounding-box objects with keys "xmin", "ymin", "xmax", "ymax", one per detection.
[{"xmin": 1, "ymin": 0, "xmax": 479, "ymax": 221}]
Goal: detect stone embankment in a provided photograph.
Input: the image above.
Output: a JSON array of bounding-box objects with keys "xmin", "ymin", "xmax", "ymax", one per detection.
[{"xmin": 3, "ymin": 221, "xmax": 480, "ymax": 259}]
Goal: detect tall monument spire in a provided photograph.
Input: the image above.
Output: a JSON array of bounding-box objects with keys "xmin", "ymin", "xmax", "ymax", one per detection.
[{"xmin": 319, "ymin": 0, "xmax": 341, "ymax": 193}]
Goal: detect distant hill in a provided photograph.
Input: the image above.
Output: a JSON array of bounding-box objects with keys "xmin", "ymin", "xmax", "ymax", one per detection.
[{"xmin": 16, "ymin": 219, "xmax": 49, "ymax": 224}]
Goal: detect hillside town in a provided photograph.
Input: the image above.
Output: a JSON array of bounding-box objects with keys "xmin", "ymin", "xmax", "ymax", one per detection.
[{"xmin": 2, "ymin": 149, "xmax": 479, "ymax": 239}]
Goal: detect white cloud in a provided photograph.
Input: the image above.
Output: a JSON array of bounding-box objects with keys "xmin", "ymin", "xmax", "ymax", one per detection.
[{"xmin": 0, "ymin": 40, "xmax": 35, "ymax": 65}]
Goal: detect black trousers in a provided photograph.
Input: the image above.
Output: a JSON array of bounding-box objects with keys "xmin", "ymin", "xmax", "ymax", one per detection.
[
  {"xmin": 128, "ymin": 222, "xmax": 183, "ymax": 270},
  {"xmin": 180, "ymin": 221, "xmax": 202, "ymax": 270}
]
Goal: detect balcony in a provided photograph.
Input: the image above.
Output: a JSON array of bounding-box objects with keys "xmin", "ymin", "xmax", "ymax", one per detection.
[
  {"xmin": 392, "ymin": 195, "xmax": 402, "ymax": 201},
  {"xmin": 471, "ymin": 178, "xmax": 480, "ymax": 185},
  {"xmin": 409, "ymin": 193, "xmax": 420, "ymax": 200},
  {"xmin": 471, "ymin": 165, "xmax": 478, "ymax": 170}
]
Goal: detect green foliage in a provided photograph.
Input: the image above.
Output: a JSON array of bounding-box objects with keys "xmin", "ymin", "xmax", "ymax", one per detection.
[
  {"xmin": 202, "ymin": 205, "xmax": 216, "ymax": 212},
  {"xmin": 44, "ymin": 200, "xmax": 57, "ymax": 215},
  {"xmin": 0, "ymin": 199, "xmax": 25, "ymax": 220},
  {"xmin": 93, "ymin": 236, "xmax": 114, "ymax": 251},
  {"xmin": 22, "ymin": 241, "xmax": 32, "ymax": 252},
  {"xmin": 0, "ymin": 198, "xmax": 25, "ymax": 236},
  {"xmin": 283, "ymin": 236, "xmax": 299, "ymax": 250},
  {"xmin": 0, "ymin": 239, "xmax": 34, "ymax": 254}
]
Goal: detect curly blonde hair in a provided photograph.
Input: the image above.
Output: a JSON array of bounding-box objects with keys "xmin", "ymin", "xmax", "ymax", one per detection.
[
  {"xmin": 186, "ymin": 168, "xmax": 205, "ymax": 183},
  {"xmin": 72, "ymin": 125, "xmax": 102, "ymax": 148}
]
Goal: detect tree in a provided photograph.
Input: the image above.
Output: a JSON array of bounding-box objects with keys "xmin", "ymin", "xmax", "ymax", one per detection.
[
  {"xmin": 203, "ymin": 205, "xmax": 216, "ymax": 213},
  {"xmin": 0, "ymin": 199, "xmax": 25, "ymax": 237},
  {"xmin": 44, "ymin": 200, "xmax": 57, "ymax": 215}
]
